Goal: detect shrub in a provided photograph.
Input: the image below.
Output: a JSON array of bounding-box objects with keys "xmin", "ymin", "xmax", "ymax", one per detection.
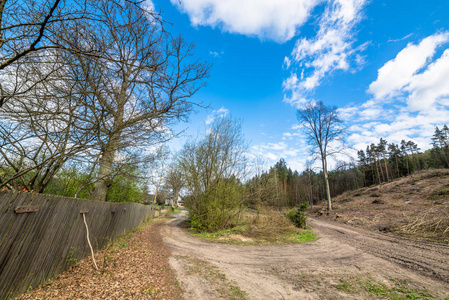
[
  {"xmin": 187, "ymin": 178, "xmax": 245, "ymax": 232},
  {"xmin": 287, "ymin": 206, "xmax": 308, "ymax": 229},
  {"xmin": 298, "ymin": 202, "xmax": 309, "ymax": 211}
]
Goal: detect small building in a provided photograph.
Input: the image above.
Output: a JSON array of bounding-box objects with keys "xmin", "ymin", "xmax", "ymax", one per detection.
[{"xmin": 165, "ymin": 195, "xmax": 183, "ymax": 206}]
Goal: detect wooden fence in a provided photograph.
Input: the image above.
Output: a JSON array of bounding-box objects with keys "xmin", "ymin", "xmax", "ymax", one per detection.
[{"xmin": 0, "ymin": 191, "xmax": 161, "ymax": 299}]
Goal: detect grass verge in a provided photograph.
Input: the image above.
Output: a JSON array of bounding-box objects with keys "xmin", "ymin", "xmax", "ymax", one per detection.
[
  {"xmin": 191, "ymin": 225, "xmax": 316, "ymax": 245},
  {"xmin": 179, "ymin": 255, "xmax": 247, "ymax": 300},
  {"xmin": 334, "ymin": 277, "xmax": 435, "ymax": 299}
]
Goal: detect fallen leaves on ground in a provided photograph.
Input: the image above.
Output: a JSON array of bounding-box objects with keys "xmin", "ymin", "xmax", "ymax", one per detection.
[{"xmin": 17, "ymin": 220, "xmax": 182, "ymax": 300}]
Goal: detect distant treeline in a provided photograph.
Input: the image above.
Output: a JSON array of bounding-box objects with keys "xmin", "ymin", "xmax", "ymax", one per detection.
[{"xmin": 245, "ymin": 125, "xmax": 449, "ymax": 208}]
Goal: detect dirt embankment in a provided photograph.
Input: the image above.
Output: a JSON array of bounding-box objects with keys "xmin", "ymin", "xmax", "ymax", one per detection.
[
  {"xmin": 164, "ymin": 211, "xmax": 449, "ymax": 299},
  {"xmin": 314, "ymin": 169, "xmax": 449, "ymax": 241}
]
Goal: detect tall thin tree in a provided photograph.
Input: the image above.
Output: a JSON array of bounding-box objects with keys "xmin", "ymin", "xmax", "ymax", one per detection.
[{"xmin": 296, "ymin": 101, "xmax": 344, "ymax": 210}]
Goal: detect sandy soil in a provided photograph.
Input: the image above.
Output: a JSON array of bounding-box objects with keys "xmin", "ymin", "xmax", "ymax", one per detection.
[
  {"xmin": 164, "ymin": 211, "xmax": 449, "ymax": 299},
  {"xmin": 313, "ymin": 169, "xmax": 449, "ymax": 241}
]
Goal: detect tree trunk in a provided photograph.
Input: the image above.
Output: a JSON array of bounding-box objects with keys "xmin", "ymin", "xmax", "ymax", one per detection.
[
  {"xmin": 383, "ymin": 155, "xmax": 390, "ymax": 182},
  {"xmin": 374, "ymin": 158, "xmax": 381, "ymax": 183},
  {"xmin": 322, "ymin": 158, "xmax": 332, "ymax": 210},
  {"xmin": 173, "ymin": 188, "xmax": 180, "ymax": 207},
  {"xmin": 91, "ymin": 131, "xmax": 121, "ymax": 201},
  {"xmin": 377, "ymin": 155, "xmax": 385, "ymax": 182},
  {"xmin": 404, "ymin": 153, "xmax": 410, "ymax": 175},
  {"xmin": 394, "ymin": 154, "xmax": 399, "ymax": 178},
  {"xmin": 361, "ymin": 165, "xmax": 366, "ymax": 187}
]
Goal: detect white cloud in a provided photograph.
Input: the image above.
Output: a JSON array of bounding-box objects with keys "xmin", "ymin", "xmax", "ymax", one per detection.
[
  {"xmin": 209, "ymin": 51, "xmax": 224, "ymax": 57},
  {"xmin": 205, "ymin": 106, "xmax": 229, "ymax": 125},
  {"xmin": 171, "ymin": 0, "xmax": 322, "ymax": 42},
  {"xmin": 344, "ymin": 34, "xmax": 449, "ymax": 155},
  {"xmin": 369, "ymin": 32, "xmax": 449, "ymax": 99},
  {"xmin": 406, "ymin": 49, "xmax": 449, "ymax": 111},
  {"xmin": 260, "ymin": 142, "xmax": 288, "ymax": 151},
  {"xmin": 387, "ymin": 33, "xmax": 413, "ymax": 43},
  {"xmin": 265, "ymin": 152, "xmax": 279, "ymax": 161},
  {"xmin": 283, "ymin": 0, "xmax": 367, "ymax": 106}
]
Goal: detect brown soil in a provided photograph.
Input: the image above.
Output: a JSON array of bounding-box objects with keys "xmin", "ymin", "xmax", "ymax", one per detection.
[
  {"xmin": 16, "ymin": 219, "xmax": 182, "ymax": 300},
  {"xmin": 165, "ymin": 211, "xmax": 449, "ymax": 299},
  {"xmin": 313, "ymin": 169, "xmax": 449, "ymax": 241}
]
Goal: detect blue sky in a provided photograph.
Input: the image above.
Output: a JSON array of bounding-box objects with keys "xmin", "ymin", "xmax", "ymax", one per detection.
[{"xmin": 151, "ymin": 0, "xmax": 449, "ymax": 172}]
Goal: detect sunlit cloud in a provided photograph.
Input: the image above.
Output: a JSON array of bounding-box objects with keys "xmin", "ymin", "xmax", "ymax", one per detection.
[
  {"xmin": 205, "ymin": 106, "xmax": 229, "ymax": 125},
  {"xmin": 344, "ymin": 33, "xmax": 449, "ymax": 154},
  {"xmin": 171, "ymin": 0, "xmax": 322, "ymax": 42},
  {"xmin": 283, "ymin": 0, "xmax": 367, "ymax": 107},
  {"xmin": 368, "ymin": 32, "xmax": 449, "ymax": 100}
]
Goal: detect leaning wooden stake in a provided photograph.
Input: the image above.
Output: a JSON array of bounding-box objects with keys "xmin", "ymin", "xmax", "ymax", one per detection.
[{"xmin": 81, "ymin": 210, "xmax": 98, "ymax": 270}]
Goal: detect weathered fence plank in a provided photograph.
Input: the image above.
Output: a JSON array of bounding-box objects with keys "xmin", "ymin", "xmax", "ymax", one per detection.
[{"xmin": 0, "ymin": 191, "xmax": 160, "ymax": 299}]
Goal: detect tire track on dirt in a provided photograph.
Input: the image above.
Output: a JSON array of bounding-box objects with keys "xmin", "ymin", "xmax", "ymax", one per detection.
[
  {"xmin": 163, "ymin": 211, "xmax": 449, "ymax": 299},
  {"xmin": 309, "ymin": 218, "xmax": 449, "ymax": 283}
]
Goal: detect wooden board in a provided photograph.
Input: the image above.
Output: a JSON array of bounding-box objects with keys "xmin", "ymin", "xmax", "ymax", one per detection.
[{"xmin": 14, "ymin": 206, "xmax": 39, "ymax": 214}]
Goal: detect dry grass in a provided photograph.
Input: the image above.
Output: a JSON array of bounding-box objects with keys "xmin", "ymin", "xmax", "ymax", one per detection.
[
  {"xmin": 192, "ymin": 207, "xmax": 316, "ymax": 245},
  {"xmin": 313, "ymin": 169, "xmax": 449, "ymax": 241},
  {"xmin": 401, "ymin": 203, "xmax": 449, "ymax": 239},
  {"xmin": 239, "ymin": 207, "xmax": 300, "ymax": 241}
]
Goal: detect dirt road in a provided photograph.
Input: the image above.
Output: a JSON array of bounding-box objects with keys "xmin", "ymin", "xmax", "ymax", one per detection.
[
  {"xmin": 311, "ymin": 217, "xmax": 449, "ymax": 283},
  {"xmin": 163, "ymin": 211, "xmax": 449, "ymax": 299}
]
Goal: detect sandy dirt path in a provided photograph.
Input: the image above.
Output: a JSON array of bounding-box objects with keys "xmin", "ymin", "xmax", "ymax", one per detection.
[{"xmin": 163, "ymin": 211, "xmax": 449, "ymax": 299}]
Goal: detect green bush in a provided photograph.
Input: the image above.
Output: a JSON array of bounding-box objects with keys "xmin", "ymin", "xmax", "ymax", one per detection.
[
  {"xmin": 287, "ymin": 205, "xmax": 308, "ymax": 229},
  {"xmin": 298, "ymin": 202, "xmax": 309, "ymax": 211},
  {"xmin": 187, "ymin": 178, "xmax": 245, "ymax": 232}
]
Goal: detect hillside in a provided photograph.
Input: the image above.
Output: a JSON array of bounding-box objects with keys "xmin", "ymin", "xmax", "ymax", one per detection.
[{"xmin": 312, "ymin": 169, "xmax": 449, "ymax": 241}]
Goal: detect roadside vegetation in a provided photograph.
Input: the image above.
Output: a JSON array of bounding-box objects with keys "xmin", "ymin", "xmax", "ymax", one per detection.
[
  {"xmin": 334, "ymin": 276, "xmax": 435, "ymax": 299},
  {"xmin": 171, "ymin": 113, "xmax": 448, "ymax": 244},
  {"xmin": 188, "ymin": 206, "xmax": 315, "ymax": 245}
]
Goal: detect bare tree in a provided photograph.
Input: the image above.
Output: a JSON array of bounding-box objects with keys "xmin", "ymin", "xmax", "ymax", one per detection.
[
  {"xmin": 165, "ymin": 161, "xmax": 184, "ymax": 207},
  {"xmin": 178, "ymin": 116, "xmax": 248, "ymax": 230},
  {"xmin": 0, "ymin": 1, "xmax": 208, "ymax": 199},
  {"xmin": 0, "ymin": 0, "xmax": 89, "ymax": 107},
  {"xmin": 0, "ymin": 88, "xmax": 94, "ymax": 191},
  {"xmin": 0, "ymin": 0, "xmax": 161, "ymax": 108},
  {"xmin": 0, "ymin": 42, "xmax": 99, "ymax": 191},
  {"xmin": 147, "ymin": 147, "xmax": 170, "ymax": 204},
  {"xmin": 296, "ymin": 101, "xmax": 344, "ymax": 210},
  {"xmin": 179, "ymin": 116, "xmax": 248, "ymax": 194},
  {"xmin": 55, "ymin": 1, "xmax": 209, "ymax": 201}
]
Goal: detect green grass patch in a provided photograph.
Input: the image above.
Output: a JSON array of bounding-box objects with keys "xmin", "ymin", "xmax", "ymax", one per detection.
[
  {"xmin": 336, "ymin": 279, "xmax": 352, "ymax": 293},
  {"xmin": 333, "ymin": 277, "xmax": 434, "ymax": 299},
  {"xmin": 191, "ymin": 225, "xmax": 249, "ymax": 240},
  {"xmin": 284, "ymin": 229, "xmax": 317, "ymax": 243},
  {"xmin": 191, "ymin": 225, "xmax": 316, "ymax": 245},
  {"xmin": 364, "ymin": 278, "xmax": 433, "ymax": 299}
]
